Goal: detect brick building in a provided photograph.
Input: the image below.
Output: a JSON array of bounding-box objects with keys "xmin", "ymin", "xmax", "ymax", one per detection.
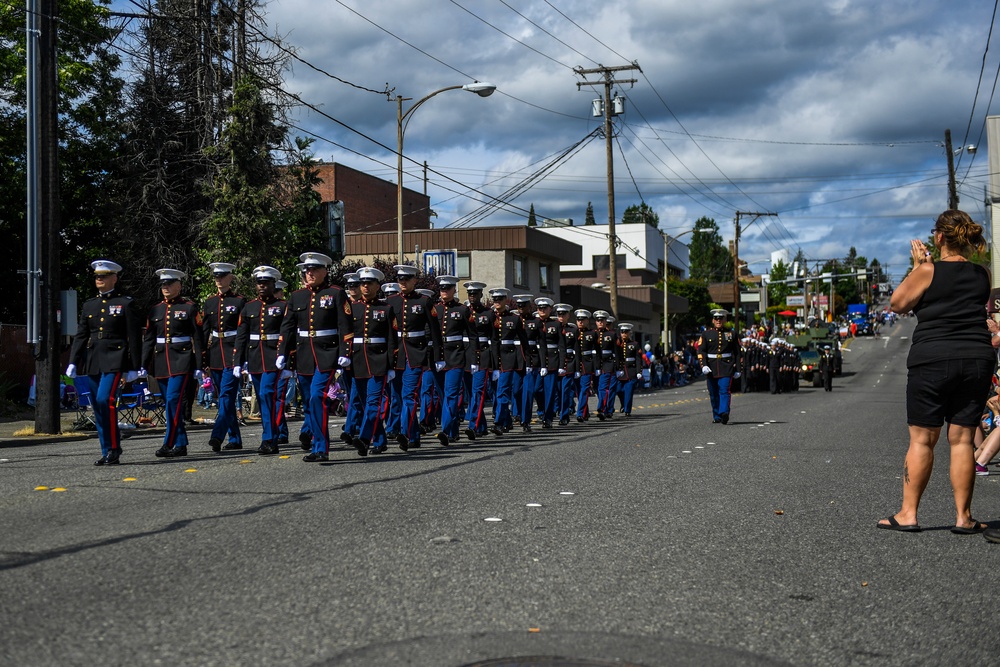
[{"xmin": 313, "ymin": 162, "xmax": 431, "ymax": 234}]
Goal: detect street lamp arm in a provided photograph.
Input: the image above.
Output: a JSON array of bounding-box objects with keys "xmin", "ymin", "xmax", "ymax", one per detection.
[{"xmin": 399, "ymin": 85, "xmax": 464, "ymax": 134}]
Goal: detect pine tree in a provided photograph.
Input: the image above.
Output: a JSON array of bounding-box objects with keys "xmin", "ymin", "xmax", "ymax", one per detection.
[
  {"xmin": 528, "ymin": 204, "xmax": 537, "ymax": 227},
  {"xmin": 585, "ymin": 201, "xmax": 596, "ymax": 226}
]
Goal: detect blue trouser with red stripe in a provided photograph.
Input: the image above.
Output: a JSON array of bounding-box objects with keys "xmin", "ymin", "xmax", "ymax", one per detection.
[
  {"xmin": 87, "ymin": 373, "xmax": 122, "ymax": 457},
  {"xmin": 560, "ymin": 374, "xmax": 576, "ymax": 421},
  {"xmin": 439, "ymin": 368, "xmax": 465, "ymax": 439},
  {"xmin": 251, "ymin": 371, "xmax": 279, "ymax": 444},
  {"xmin": 597, "ymin": 371, "xmax": 615, "ymax": 416},
  {"xmin": 393, "ymin": 362, "xmax": 424, "ymax": 444},
  {"xmin": 539, "ymin": 371, "xmax": 557, "ymax": 423},
  {"xmin": 577, "ymin": 373, "xmax": 593, "ymax": 419},
  {"xmin": 706, "ymin": 374, "xmax": 732, "ymax": 421},
  {"xmin": 160, "ymin": 373, "xmax": 191, "ymax": 450},
  {"xmin": 210, "ymin": 368, "xmax": 242, "ymax": 445},
  {"xmin": 305, "ymin": 370, "xmax": 336, "ymax": 454},
  {"xmin": 355, "ymin": 375, "xmax": 388, "ymax": 447},
  {"xmin": 465, "ymin": 369, "xmax": 490, "ymax": 434},
  {"xmin": 521, "ymin": 369, "xmax": 539, "ymax": 425}
]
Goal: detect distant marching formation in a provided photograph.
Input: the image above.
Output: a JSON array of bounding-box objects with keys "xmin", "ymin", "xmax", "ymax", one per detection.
[{"xmin": 66, "ymin": 252, "xmax": 650, "ymax": 465}]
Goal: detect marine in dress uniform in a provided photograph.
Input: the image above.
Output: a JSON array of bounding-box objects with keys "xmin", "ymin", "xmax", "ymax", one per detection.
[
  {"xmin": 66, "ymin": 260, "xmax": 143, "ymax": 465},
  {"xmin": 515, "ymin": 294, "xmax": 540, "ymax": 431},
  {"xmin": 433, "ymin": 275, "xmax": 477, "ymax": 446},
  {"xmin": 554, "ymin": 303, "xmax": 578, "ymax": 426},
  {"xmin": 697, "ymin": 309, "xmax": 741, "ymax": 424},
  {"xmin": 386, "ymin": 266, "xmax": 441, "ymax": 451},
  {"xmin": 272, "ymin": 279, "xmax": 292, "ymax": 444},
  {"xmin": 615, "ymin": 323, "xmax": 641, "ymax": 417},
  {"xmin": 345, "ymin": 267, "xmax": 398, "ymax": 456},
  {"xmin": 339, "ymin": 272, "xmax": 363, "ymax": 446},
  {"xmin": 464, "ymin": 281, "xmax": 494, "ymax": 440},
  {"xmin": 416, "ymin": 288, "xmax": 441, "ymax": 434},
  {"xmin": 534, "ymin": 298, "xmax": 565, "ymax": 428},
  {"xmin": 234, "ymin": 266, "xmax": 285, "ymax": 455},
  {"xmin": 142, "ymin": 269, "xmax": 204, "ymax": 456},
  {"xmin": 489, "ymin": 288, "xmax": 527, "ymax": 434},
  {"xmin": 277, "ymin": 252, "xmax": 352, "ymax": 462},
  {"xmin": 202, "ymin": 262, "xmax": 247, "ymax": 452},
  {"xmin": 575, "ymin": 309, "xmax": 598, "ymax": 422},
  {"xmin": 593, "ymin": 310, "xmax": 617, "ymax": 420}
]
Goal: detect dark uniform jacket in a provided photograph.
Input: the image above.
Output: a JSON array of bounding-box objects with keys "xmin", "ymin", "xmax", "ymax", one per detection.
[
  {"xmin": 278, "ymin": 283, "xmax": 352, "ymax": 375},
  {"xmin": 346, "ymin": 298, "xmax": 398, "ymax": 379},
  {"xmin": 537, "ymin": 318, "xmax": 565, "ymax": 372},
  {"xmin": 433, "ymin": 300, "xmax": 477, "ymax": 370},
  {"xmin": 142, "ymin": 297, "xmax": 204, "ymax": 379},
  {"xmin": 493, "ymin": 310, "xmax": 528, "ymax": 372},
  {"xmin": 202, "ymin": 290, "xmax": 246, "ymax": 370},
  {"xmin": 387, "ymin": 291, "xmax": 441, "ymax": 370},
  {"xmin": 559, "ymin": 321, "xmax": 579, "ymax": 375},
  {"xmin": 469, "ymin": 303, "xmax": 496, "ymax": 371},
  {"xmin": 616, "ymin": 339, "xmax": 642, "ymax": 380},
  {"xmin": 698, "ymin": 328, "xmax": 739, "ymax": 377},
  {"xmin": 577, "ymin": 327, "xmax": 600, "ymax": 375},
  {"xmin": 69, "ymin": 288, "xmax": 143, "ymax": 375},
  {"xmin": 522, "ymin": 313, "xmax": 541, "ymax": 369},
  {"xmin": 596, "ymin": 327, "xmax": 617, "ymax": 373},
  {"xmin": 235, "ymin": 297, "xmax": 286, "ymax": 374}
]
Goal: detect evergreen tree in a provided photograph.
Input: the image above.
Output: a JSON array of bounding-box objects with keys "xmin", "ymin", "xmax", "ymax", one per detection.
[
  {"xmin": 621, "ymin": 202, "xmax": 658, "ymax": 227},
  {"xmin": 528, "ymin": 204, "xmax": 536, "ymax": 227},
  {"xmin": 585, "ymin": 201, "xmax": 595, "ymax": 225},
  {"xmin": 688, "ymin": 216, "xmax": 734, "ymax": 284}
]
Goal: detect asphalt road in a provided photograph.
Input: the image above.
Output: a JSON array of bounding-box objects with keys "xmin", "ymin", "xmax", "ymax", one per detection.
[{"xmin": 1, "ymin": 316, "xmax": 997, "ymax": 667}]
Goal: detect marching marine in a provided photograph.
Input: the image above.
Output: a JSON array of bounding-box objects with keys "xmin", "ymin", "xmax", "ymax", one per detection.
[
  {"xmin": 432, "ymin": 275, "xmax": 477, "ymax": 446},
  {"xmin": 66, "ymin": 260, "xmax": 143, "ymax": 465},
  {"xmin": 464, "ymin": 281, "xmax": 494, "ymax": 439},
  {"xmin": 201, "ymin": 261, "xmax": 247, "ymax": 452},
  {"xmin": 697, "ymin": 309, "xmax": 740, "ymax": 424}
]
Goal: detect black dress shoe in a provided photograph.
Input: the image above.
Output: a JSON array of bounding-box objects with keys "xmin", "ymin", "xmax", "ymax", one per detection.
[
  {"xmin": 437, "ymin": 432, "xmax": 450, "ymax": 447},
  {"xmin": 154, "ymin": 446, "xmax": 171, "ymax": 457},
  {"xmin": 713, "ymin": 418, "xmax": 721, "ymax": 424},
  {"xmin": 720, "ymin": 413, "xmax": 730, "ymax": 425},
  {"xmin": 386, "ymin": 431, "xmax": 399, "ymax": 440},
  {"xmin": 209, "ymin": 438, "xmax": 222, "ymax": 452},
  {"xmin": 299, "ymin": 433, "xmax": 312, "ymax": 450},
  {"xmin": 542, "ymin": 421, "xmax": 552, "ymax": 429},
  {"xmin": 302, "ymin": 452, "xmax": 328, "ymax": 462},
  {"xmin": 396, "ymin": 434, "xmax": 409, "ymax": 451},
  {"xmin": 165, "ymin": 446, "xmax": 188, "ymax": 457},
  {"xmin": 576, "ymin": 416, "xmax": 584, "ymax": 423},
  {"xmin": 464, "ymin": 428, "xmax": 477, "ymax": 440},
  {"xmin": 597, "ymin": 413, "xmax": 606, "ymax": 421},
  {"xmin": 257, "ymin": 442, "xmax": 277, "ymax": 455},
  {"xmin": 223, "ymin": 442, "xmax": 243, "ymax": 450},
  {"xmin": 370, "ymin": 444, "xmax": 387, "ymax": 455},
  {"xmin": 522, "ymin": 424, "xmax": 532, "ymax": 433},
  {"xmin": 409, "ymin": 440, "xmax": 421, "ymax": 448},
  {"xmin": 340, "ymin": 431, "xmax": 354, "ymax": 445},
  {"xmin": 559, "ymin": 418, "xmax": 569, "ymax": 426},
  {"xmin": 353, "ymin": 438, "xmax": 369, "ymax": 457},
  {"xmin": 94, "ymin": 456, "xmax": 108, "ymax": 466},
  {"xmin": 277, "ymin": 437, "xmax": 289, "ymax": 445},
  {"xmin": 105, "ymin": 450, "xmax": 121, "ymax": 465}
]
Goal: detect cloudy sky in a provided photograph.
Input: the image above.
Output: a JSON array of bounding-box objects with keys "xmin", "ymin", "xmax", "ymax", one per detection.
[{"xmin": 123, "ymin": 0, "xmax": 1000, "ymax": 283}]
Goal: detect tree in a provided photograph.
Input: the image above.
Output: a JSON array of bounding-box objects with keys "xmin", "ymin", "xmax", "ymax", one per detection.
[
  {"xmin": 767, "ymin": 259, "xmax": 794, "ymax": 306},
  {"xmin": 663, "ymin": 277, "xmax": 712, "ymax": 341},
  {"xmin": 621, "ymin": 202, "xmax": 658, "ymax": 227},
  {"xmin": 0, "ymin": 0, "xmax": 125, "ymax": 322},
  {"xmin": 585, "ymin": 201, "xmax": 595, "ymax": 226},
  {"xmin": 527, "ymin": 204, "xmax": 537, "ymax": 227},
  {"xmin": 688, "ymin": 216, "xmax": 733, "ymax": 284}
]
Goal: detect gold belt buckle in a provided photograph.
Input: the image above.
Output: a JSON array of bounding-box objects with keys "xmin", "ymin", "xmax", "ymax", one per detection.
[
  {"xmin": 309, "ymin": 330, "xmax": 316, "ymax": 337},
  {"xmin": 165, "ymin": 336, "xmax": 171, "ymax": 343}
]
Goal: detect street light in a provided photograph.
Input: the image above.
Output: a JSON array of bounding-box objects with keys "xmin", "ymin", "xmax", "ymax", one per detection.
[
  {"xmin": 394, "ymin": 81, "xmax": 497, "ymax": 264},
  {"xmin": 661, "ymin": 227, "xmax": 699, "ymax": 352}
]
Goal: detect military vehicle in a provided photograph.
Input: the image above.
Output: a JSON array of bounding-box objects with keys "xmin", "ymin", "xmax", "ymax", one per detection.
[{"xmin": 785, "ymin": 326, "xmax": 843, "ymax": 386}]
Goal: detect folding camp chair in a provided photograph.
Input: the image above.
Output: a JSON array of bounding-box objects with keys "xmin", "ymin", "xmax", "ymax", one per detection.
[
  {"xmin": 140, "ymin": 376, "xmax": 167, "ymax": 426},
  {"xmin": 71, "ymin": 380, "xmax": 98, "ymax": 432},
  {"xmin": 117, "ymin": 380, "xmax": 144, "ymax": 427}
]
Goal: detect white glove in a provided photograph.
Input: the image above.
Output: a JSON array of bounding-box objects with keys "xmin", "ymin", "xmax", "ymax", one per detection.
[
  {"xmin": 470, "ymin": 364, "xmax": 479, "ymax": 373},
  {"xmin": 232, "ymin": 365, "xmax": 242, "ymax": 378},
  {"xmin": 616, "ymin": 370, "xmax": 625, "ymax": 378},
  {"xmin": 65, "ymin": 364, "xmax": 76, "ymax": 379},
  {"xmin": 435, "ymin": 361, "xmax": 446, "ymax": 372},
  {"xmin": 733, "ymin": 371, "xmax": 742, "ymax": 379},
  {"xmin": 125, "ymin": 370, "xmax": 139, "ymax": 383},
  {"xmin": 701, "ymin": 365, "xmax": 712, "ymax": 375},
  {"xmin": 387, "ymin": 370, "xmax": 396, "ymax": 381},
  {"xmin": 558, "ymin": 368, "xmax": 568, "ymax": 377},
  {"xmin": 137, "ymin": 368, "xmax": 148, "ymax": 378},
  {"xmin": 280, "ymin": 369, "xmax": 293, "ymax": 380},
  {"xmin": 492, "ymin": 370, "xmax": 500, "ymax": 381},
  {"xmin": 275, "ymin": 355, "xmax": 286, "ymax": 370},
  {"xmin": 595, "ymin": 369, "xmax": 601, "ymax": 376},
  {"xmin": 539, "ymin": 368, "xmax": 548, "ymax": 377},
  {"xmin": 574, "ymin": 372, "xmax": 581, "ymax": 379},
  {"xmin": 338, "ymin": 356, "xmax": 351, "ymax": 368},
  {"xmin": 526, "ymin": 367, "xmax": 534, "ymax": 374}
]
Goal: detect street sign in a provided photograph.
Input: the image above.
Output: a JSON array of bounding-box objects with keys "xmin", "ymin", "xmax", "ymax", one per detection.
[
  {"xmin": 786, "ymin": 294, "xmax": 805, "ymax": 306},
  {"xmin": 422, "ymin": 249, "xmax": 458, "ymax": 277}
]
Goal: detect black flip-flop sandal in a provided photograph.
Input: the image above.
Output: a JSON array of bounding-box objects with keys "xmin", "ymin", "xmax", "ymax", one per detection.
[
  {"xmin": 951, "ymin": 521, "xmax": 987, "ymax": 535},
  {"xmin": 877, "ymin": 515, "xmax": 922, "ymax": 532}
]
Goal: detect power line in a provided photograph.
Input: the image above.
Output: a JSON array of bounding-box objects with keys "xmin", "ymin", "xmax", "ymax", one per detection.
[{"xmin": 447, "ymin": 0, "xmax": 575, "ymax": 71}]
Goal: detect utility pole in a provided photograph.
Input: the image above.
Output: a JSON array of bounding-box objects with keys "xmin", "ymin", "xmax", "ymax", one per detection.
[
  {"xmin": 733, "ymin": 211, "xmax": 776, "ymax": 334},
  {"xmin": 575, "ymin": 62, "xmax": 641, "ymax": 318},
  {"xmin": 945, "ymin": 129, "xmax": 959, "ymax": 210},
  {"xmin": 34, "ymin": 0, "xmax": 61, "ymax": 434}
]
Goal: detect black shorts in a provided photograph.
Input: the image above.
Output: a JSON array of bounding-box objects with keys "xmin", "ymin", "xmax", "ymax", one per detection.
[{"xmin": 906, "ymin": 358, "xmax": 994, "ymax": 428}]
